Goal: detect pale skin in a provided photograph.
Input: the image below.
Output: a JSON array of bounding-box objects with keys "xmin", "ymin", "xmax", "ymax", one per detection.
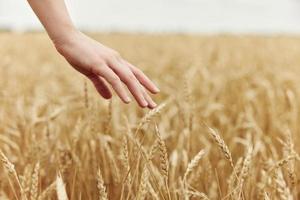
[{"xmin": 27, "ymin": 0, "xmax": 160, "ymax": 109}]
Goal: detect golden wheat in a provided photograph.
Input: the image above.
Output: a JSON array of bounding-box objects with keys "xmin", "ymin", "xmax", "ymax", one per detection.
[{"xmin": 1, "ymin": 33, "xmax": 300, "ymax": 199}]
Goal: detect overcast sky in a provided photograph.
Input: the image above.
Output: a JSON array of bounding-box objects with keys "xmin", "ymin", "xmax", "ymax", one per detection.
[{"xmin": 1, "ymin": 0, "xmax": 300, "ymax": 33}]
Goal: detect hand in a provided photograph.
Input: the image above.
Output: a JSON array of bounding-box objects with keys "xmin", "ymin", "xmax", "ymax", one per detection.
[{"xmin": 53, "ymin": 31, "xmax": 160, "ymax": 109}]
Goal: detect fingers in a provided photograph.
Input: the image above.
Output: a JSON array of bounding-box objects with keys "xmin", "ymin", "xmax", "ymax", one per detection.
[
  {"xmin": 91, "ymin": 56, "xmax": 158, "ymax": 109},
  {"xmin": 88, "ymin": 74, "xmax": 112, "ymax": 99},
  {"xmin": 108, "ymin": 59, "xmax": 149, "ymax": 108},
  {"xmin": 126, "ymin": 62, "xmax": 160, "ymax": 94},
  {"xmin": 142, "ymin": 87, "xmax": 157, "ymax": 109},
  {"xmin": 92, "ymin": 64, "xmax": 131, "ymax": 104}
]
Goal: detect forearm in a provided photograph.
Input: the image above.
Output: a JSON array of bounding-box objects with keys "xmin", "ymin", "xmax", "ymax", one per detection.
[{"xmin": 27, "ymin": 0, "xmax": 77, "ymax": 43}]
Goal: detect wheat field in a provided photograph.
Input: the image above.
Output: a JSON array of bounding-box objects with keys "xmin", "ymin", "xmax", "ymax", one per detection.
[{"xmin": 0, "ymin": 33, "xmax": 300, "ymax": 200}]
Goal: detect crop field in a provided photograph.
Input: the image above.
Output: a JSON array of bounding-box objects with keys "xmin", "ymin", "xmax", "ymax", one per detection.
[{"xmin": 0, "ymin": 33, "xmax": 300, "ymax": 199}]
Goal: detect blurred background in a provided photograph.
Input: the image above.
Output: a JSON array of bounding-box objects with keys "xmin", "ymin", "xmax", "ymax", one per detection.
[{"xmin": 1, "ymin": 0, "xmax": 300, "ymax": 33}]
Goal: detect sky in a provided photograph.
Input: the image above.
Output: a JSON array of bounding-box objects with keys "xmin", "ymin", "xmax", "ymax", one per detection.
[{"xmin": 0, "ymin": 0, "xmax": 300, "ymax": 33}]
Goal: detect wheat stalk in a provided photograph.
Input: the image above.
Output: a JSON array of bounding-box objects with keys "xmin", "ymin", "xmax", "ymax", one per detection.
[
  {"xmin": 227, "ymin": 157, "xmax": 243, "ymax": 198},
  {"xmin": 103, "ymin": 141, "xmax": 121, "ymax": 183},
  {"xmin": 136, "ymin": 166, "xmax": 149, "ymax": 200},
  {"xmin": 147, "ymin": 181, "xmax": 160, "ymax": 200}
]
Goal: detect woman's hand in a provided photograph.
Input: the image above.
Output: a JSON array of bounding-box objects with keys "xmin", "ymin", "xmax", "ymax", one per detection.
[
  {"xmin": 54, "ymin": 31, "xmax": 160, "ymax": 109},
  {"xmin": 27, "ymin": 0, "xmax": 159, "ymax": 108}
]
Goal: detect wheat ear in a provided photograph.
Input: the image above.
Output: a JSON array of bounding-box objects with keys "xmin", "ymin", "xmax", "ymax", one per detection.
[
  {"xmin": 155, "ymin": 124, "xmax": 171, "ymax": 200},
  {"xmin": 30, "ymin": 162, "xmax": 40, "ymax": 200},
  {"xmin": 97, "ymin": 168, "xmax": 108, "ymax": 200},
  {"xmin": 183, "ymin": 149, "xmax": 206, "ymax": 181},
  {"xmin": 0, "ymin": 150, "xmax": 27, "ymax": 199},
  {"xmin": 135, "ymin": 103, "xmax": 166, "ymax": 135},
  {"xmin": 208, "ymin": 127, "xmax": 234, "ymax": 168}
]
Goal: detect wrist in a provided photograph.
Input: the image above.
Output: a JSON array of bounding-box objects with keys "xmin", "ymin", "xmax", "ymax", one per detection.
[{"xmin": 51, "ymin": 25, "xmax": 79, "ymax": 47}]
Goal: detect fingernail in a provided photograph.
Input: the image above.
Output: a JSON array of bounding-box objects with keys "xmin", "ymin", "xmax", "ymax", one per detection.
[
  {"xmin": 152, "ymin": 102, "xmax": 157, "ymax": 107},
  {"xmin": 142, "ymin": 100, "xmax": 148, "ymax": 107},
  {"xmin": 125, "ymin": 96, "xmax": 131, "ymax": 103},
  {"xmin": 154, "ymin": 86, "xmax": 160, "ymax": 93}
]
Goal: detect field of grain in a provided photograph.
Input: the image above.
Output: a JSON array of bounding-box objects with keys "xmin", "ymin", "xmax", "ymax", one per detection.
[{"xmin": 0, "ymin": 33, "xmax": 300, "ymax": 200}]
